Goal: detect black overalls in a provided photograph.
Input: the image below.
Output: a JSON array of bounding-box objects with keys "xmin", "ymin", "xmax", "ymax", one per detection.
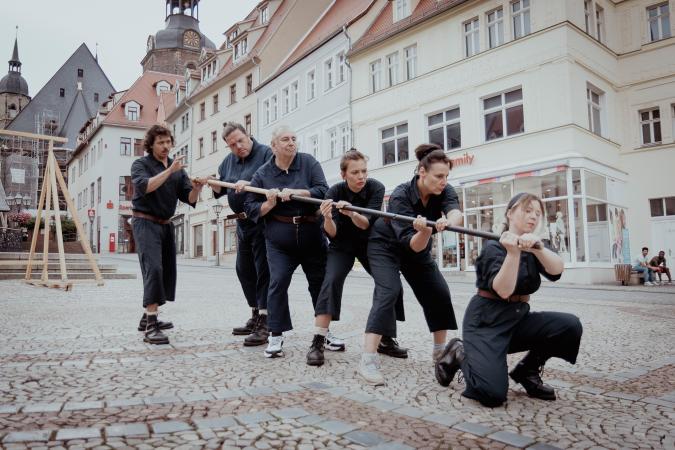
[
  {"xmin": 245, "ymin": 152, "xmax": 328, "ymax": 334},
  {"xmin": 314, "ymin": 179, "xmax": 404, "ymax": 322},
  {"xmin": 365, "ymin": 176, "xmax": 460, "ymax": 338},
  {"xmin": 461, "ymin": 240, "xmax": 583, "ymax": 407},
  {"xmin": 130, "ymin": 155, "xmax": 195, "ymax": 308},
  {"xmin": 214, "ymin": 139, "xmax": 273, "ymax": 311}
]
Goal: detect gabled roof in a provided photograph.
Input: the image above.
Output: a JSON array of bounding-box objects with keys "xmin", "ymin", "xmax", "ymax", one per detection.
[
  {"xmin": 260, "ymin": 0, "xmax": 376, "ymax": 87},
  {"xmin": 350, "ymin": 0, "xmax": 468, "ymax": 56},
  {"xmin": 7, "ymin": 43, "xmax": 115, "ymax": 148},
  {"xmin": 102, "ymin": 71, "xmax": 175, "ymax": 128}
]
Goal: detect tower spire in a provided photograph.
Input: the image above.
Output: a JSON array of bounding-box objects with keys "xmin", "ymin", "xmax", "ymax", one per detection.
[{"xmin": 9, "ymin": 26, "xmax": 21, "ymax": 73}]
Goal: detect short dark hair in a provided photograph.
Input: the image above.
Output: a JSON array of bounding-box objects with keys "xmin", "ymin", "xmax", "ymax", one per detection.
[
  {"xmin": 414, "ymin": 143, "xmax": 452, "ymax": 172},
  {"xmin": 340, "ymin": 148, "xmax": 367, "ymax": 172},
  {"xmin": 144, "ymin": 125, "xmax": 174, "ymax": 153},
  {"xmin": 642, "ymin": 247, "xmax": 649, "ymax": 252},
  {"xmin": 222, "ymin": 122, "xmax": 247, "ymax": 141}
]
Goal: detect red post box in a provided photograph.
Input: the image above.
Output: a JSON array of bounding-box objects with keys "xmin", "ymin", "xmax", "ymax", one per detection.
[{"xmin": 109, "ymin": 233, "xmax": 116, "ymax": 253}]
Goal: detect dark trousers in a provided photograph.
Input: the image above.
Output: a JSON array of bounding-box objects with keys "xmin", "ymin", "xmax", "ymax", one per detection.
[
  {"xmin": 132, "ymin": 218, "xmax": 176, "ymax": 308},
  {"xmin": 461, "ymin": 295, "xmax": 583, "ymax": 407},
  {"xmin": 235, "ymin": 221, "xmax": 269, "ymax": 310},
  {"xmin": 265, "ymin": 220, "xmax": 326, "ymax": 333},
  {"xmin": 315, "ymin": 246, "xmax": 405, "ymax": 322},
  {"xmin": 365, "ymin": 238, "xmax": 457, "ymax": 338}
]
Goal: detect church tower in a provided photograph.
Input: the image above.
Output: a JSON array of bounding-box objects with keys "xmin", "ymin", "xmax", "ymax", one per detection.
[
  {"xmin": 0, "ymin": 31, "xmax": 31, "ymax": 129},
  {"xmin": 141, "ymin": 0, "xmax": 216, "ymax": 75}
]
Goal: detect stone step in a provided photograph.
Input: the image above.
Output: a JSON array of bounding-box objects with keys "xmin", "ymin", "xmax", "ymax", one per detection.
[
  {"xmin": 0, "ymin": 252, "xmax": 93, "ymax": 261},
  {"xmin": 0, "ymin": 262, "xmax": 118, "ymax": 271},
  {"xmin": 0, "ymin": 272, "xmax": 136, "ymax": 280}
]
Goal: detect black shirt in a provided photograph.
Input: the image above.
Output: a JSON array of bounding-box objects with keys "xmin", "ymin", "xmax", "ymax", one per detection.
[
  {"xmin": 245, "ymin": 152, "xmax": 329, "ymax": 223},
  {"xmin": 325, "ymin": 179, "xmax": 385, "ymax": 251},
  {"xmin": 475, "ymin": 240, "xmax": 561, "ymax": 296},
  {"xmin": 213, "ymin": 138, "xmax": 273, "ymax": 214},
  {"xmin": 131, "ymin": 154, "xmax": 195, "ymax": 220},
  {"xmin": 370, "ymin": 175, "xmax": 460, "ymax": 253}
]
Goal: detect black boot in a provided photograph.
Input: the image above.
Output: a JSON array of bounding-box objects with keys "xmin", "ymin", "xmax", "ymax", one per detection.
[
  {"xmin": 143, "ymin": 314, "xmax": 169, "ymax": 345},
  {"xmin": 306, "ymin": 334, "xmax": 326, "ymax": 366},
  {"xmin": 233, "ymin": 309, "xmax": 258, "ymax": 336},
  {"xmin": 377, "ymin": 336, "xmax": 409, "ymax": 359},
  {"xmin": 435, "ymin": 338, "xmax": 464, "ymax": 387},
  {"xmin": 509, "ymin": 352, "xmax": 556, "ymax": 401},
  {"xmin": 243, "ymin": 314, "xmax": 269, "ymax": 346},
  {"xmin": 137, "ymin": 313, "xmax": 173, "ymax": 332}
]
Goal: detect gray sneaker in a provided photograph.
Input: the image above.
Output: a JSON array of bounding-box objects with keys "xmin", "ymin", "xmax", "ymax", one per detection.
[
  {"xmin": 359, "ymin": 357, "xmax": 384, "ymax": 386},
  {"xmin": 264, "ymin": 335, "xmax": 284, "ymax": 358}
]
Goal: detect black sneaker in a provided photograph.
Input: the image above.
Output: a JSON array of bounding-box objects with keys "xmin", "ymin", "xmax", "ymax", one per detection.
[
  {"xmin": 377, "ymin": 336, "xmax": 409, "ymax": 359},
  {"xmin": 143, "ymin": 316, "xmax": 169, "ymax": 345},
  {"xmin": 434, "ymin": 338, "xmax": 464, "ymax": 387},
  {"xmin": 137, "ymin": 313, "xmax": 173, "ymax": 332},
  {"xmin": 233, "ymin": 309, "xmax": 258, "ymax": 336},
  {"xmin": 306, "ymin": 334, "xmax": 326, "ymax": 366},
  {"xmin": 243, "ymin": 314, "xmax": 269, "ymax": 347}
]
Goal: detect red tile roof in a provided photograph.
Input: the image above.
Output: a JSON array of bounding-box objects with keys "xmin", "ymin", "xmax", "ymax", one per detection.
[{"xmin": 351, "ymin": 0, "xmax": 469, "ymax": 55}]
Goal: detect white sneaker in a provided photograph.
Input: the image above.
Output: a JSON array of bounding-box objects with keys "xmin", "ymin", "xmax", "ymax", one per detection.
[
  {"xmin": 264, "ymin": 335, "xmax": 284, "ymax": 358},
  {"xmin": 644, "ymin": 281, "xmax": 653, "ymax": 286},
  {"xmin": 359, "ymin": 357, "xmax": 385, "ymax": 386},
  {"xmin": 325, "ymin": 331, "xmax": 345, "ymax": 352}
]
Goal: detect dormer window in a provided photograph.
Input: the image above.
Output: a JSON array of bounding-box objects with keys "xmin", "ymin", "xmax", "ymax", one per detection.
[
  {"xmin": 234, "ymin": 38, "xmax": 248, "ymax": 61},
  {"xmin": 393, "ymin": 0, "xmax": 411, "ymax": 22},
  {"xmin": 201, "ymin": 61, "xmax": 218, "ymax": 82},
  {"xmin": 125, "ymin": 101, "xmax": 140, "ymax": 121},
  {"xmin": 156, "ymin": 80, "xmax": 171, "ymax": 95},
  {"xmin": 260, "ymin": 6, "xmax": 269, "ymax": 23}
]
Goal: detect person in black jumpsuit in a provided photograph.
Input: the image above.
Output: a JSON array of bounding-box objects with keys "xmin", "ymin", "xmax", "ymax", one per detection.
[
  {"xmin": 435, "ymin": 193, "xmax": 583, "ymax": 407},
  {"xmin": 306, "ymin": 149, "xmax": 408, "ymax": 367},
  {"xmin": 359, "ymin": 144, "xmax": 463, "ymax": 386},
  {"xmin": 130, "ymin": 125, "xmax": 204, "ymax": 345},
  {"xmin": 211, "ymin": 122, "xmax": 273, "ymax": 346},
  {"xmin": 244, "ymin": 126, "xmax": 328, "ymax": 358}
]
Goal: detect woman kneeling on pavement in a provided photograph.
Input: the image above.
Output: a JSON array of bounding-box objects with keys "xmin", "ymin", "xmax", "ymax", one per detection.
[{"xmin": 435, "ymin": 192, "xmax": 583, "ymax": 407}]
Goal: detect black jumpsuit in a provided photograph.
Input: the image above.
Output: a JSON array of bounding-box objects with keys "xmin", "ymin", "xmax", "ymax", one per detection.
[
  {"xmin": 245, "ymin": 152, "xmax": 328, "ymax": 334},
  {"xmin": 314, "ymin": 179, "xmax": 404, "ymax": 322},
  {"xmin": 461, "ymin": 240, "xmax": 583, "ymax": 407},
  {"xmin": 365, "ymin": 176, "xmax": 459, "ymax": 338},
  {"xmin": 214, "ymin": 139, "xmax": 273, "ymax": 311},
  {"xmin": 130, "ymin": 155, "xmax": 195, "ymax": 308}
]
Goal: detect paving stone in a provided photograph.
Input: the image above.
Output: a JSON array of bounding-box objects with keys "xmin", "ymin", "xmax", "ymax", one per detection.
[
  {"xmin": 270, "ymin": 407, "xmax": 311, "ymax": 420},
  {"xmin": 143, "ymin": 395, "xmax": 181, "ymax": 405},
  {"xmin": 368, "ymin": 399, "xmax": 402, "ymax": 411},
  {"xmin": 195, "ymin": 351, "xmax": 223, "ymax": 358},
  {"xmin": 243, "ymin": 386, "xmax": 276, "ymax": 396},
  {"xmin": 322, "ymin": 386, "xmax": 350, "ymax": 396},
  {"xmin": 342, "ymin": 392, "xmax": 375, "ymax": 403},
  {"xmin": 527, "ymin": 444, "xmax": 563, "ymax": 450},
  {"xmin": 3, "ymin": 430, "xmax": 52, "ymax": 443},
  {"xmin": 106, "ymin": 398, "xmax": 144, "ymax": 408},
  {"xmin": 55, "ymin": 428, "xmax": 101, "ymax": 440},
  {"xmin": 119, "ymin": 357, "xmax": 145, "ymax": 363},
  {"xmin": 235, "ymin": 411, "xmax": 276, "ymax": 425},
  {"xmin": 193, "ymin": 417, "xmax": 237, "ymax": 429},
  {"xmin": 63, "ymin": 401, "xmax": 104, "ymax": 411},
  {"xmin": 212, "ymin": 389, "xmax": 248, "ymax": 399},
  {"xmin": 296, "ymin": 414, "xmax": 325, "ymax": 425},
  {"xmin": 392, "ymin": 405, "xmax": 426, "ymax": 418},
  {"xmin": 343, "ymin": 430, "xmax": 386, "ymax": 446},
  {"xmin": 369, "ymin": 442, "xmax": 415, "ymax": 450},
  {"xmin": 150, "ymin": 421, "xmax": 192, "ymax": 434},
  {"xmin": 179, "ymin": 392, "xmax": 215, "ymax": 402},
  {"xmin": 92, "ymin": 358, "xmax": 117, "ymax": 364},
  {"xmin": 575, "ymin": 385, "xmax": 605, "ymax": 395},
  {"xmin": 453, "ymin": 422, "xmax": 494, "ymax": 437},
  {"xmin": 105, "ymin": 423, "xmax": 149, "ymax": 438},
  {"xmin": 487, "ymin": 431, "xmax": 536, "ymax": 448},
  {"xmin": 316, "ymin": 420, "xmax": 359, "ymax": 435},
  {"xmin": 640, "ymin": 397, "xmax": 675, "ymax": 408},
  {"xmin": 604, "ymin": 391, "xmax": 641, "ymax": 401},
  {"xmin": 546, "ymin": 379, "xmax": 574, "ymax": 388},
  {"xmin": 22, "ymin": 402, "xmax": 62, "ymax": 413},
  {"xmin": 0, "ymin": 404, "xmax": 20, "ymax": 414},
  {"xmin": 301, "ymin": 381, "xmax": 332, "ymax": 390},
  {"xmin": 272, "ymin": 383, "xmax": 304, "ymax": 393},
  {"xmin": 423, "ymin": 413, "xmax": 462, "ymax": 427}
]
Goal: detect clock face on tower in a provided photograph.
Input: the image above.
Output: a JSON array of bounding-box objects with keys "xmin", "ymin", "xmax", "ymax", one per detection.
[{"xmin": 183, "ymin": 30, "xmax": 200, "ymax": 48}]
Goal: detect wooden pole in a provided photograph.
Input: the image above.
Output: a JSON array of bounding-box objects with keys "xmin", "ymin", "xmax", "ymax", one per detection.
[
  {"xmin": 40, "ymin": 154, "xmax": 53, "ymax": 283},
  {"xmin": 48, "ymin": 149, "xmax": 68, "ymax": 282},
  {"xmin": 25, "ymin": 161, "xmax": 50, "ymax": 280}
]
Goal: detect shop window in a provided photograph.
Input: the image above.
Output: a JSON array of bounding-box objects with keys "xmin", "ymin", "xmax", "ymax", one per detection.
[
  {"xmin": 585, "ymin": 171, "xmax": 607, "ymax": 200},
  {"xmin": 483, "ymin": 88, "xmax": 524, "ymax": 141},
  {"xmin": 381, "ymin": 123, "xmax": 409, "ymax": 165},
  {"xmin": 542, "ymin": 199, "xmax": 571, "ymax": 261},
  {"xmin": 428, "ymin": 107, "xmax": 461, "ymax": 151},
  {"xmin": 573, "ymin": 198, "xmax": 586, "ymax": 262},
  {"xmin": 514, "ymin": 170, "xmax": 567, "ymax": 199},
  {"xmin": 586, "ymin": 200, "xmax": 610, "ymax": 262}
]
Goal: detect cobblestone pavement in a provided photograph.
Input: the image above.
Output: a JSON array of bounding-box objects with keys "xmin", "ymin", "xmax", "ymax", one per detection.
[{"xmin": 1, "ymin": 256, "xmax": 674, "ymax": 449}]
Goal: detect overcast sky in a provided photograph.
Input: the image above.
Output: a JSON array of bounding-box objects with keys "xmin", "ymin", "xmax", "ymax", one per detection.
[{"xmin": 1, "ymin": 0, "xmax": 259, "ymax": 95}]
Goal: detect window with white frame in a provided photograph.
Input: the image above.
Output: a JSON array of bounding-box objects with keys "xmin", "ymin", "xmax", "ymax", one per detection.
[
  {"xmin": 291, "ymin": 81, "xmax": 299, "ymax": 111},
  {"xmin": 271, "ymin": 95, "xmax": 278, "ymax": 122},
  {"xmin": 394, "ymin": 0, "xmax": 411, "ymax": 22},
  {"xmin": 282, "ymin": 86, "xmax": 290, "ymax": 115},
  {"xmin": 307, "ymin": 70, "xmax": 316, "ymax": 101},
  {"xmin": 404, "ymin": 45, "xmax": 417, "ymax": 80},
  {"xmin": 464, "ymin": 18, "xmax": 480, "ymax": 57},
  {"xmin": 428, "ymin": 107, "xmax": 461, "ymax": 150},
  {"xmin": 640, "ymin": 108, "xmax": 662, "ymax": 145},
  {"xmin": 337, "ymin": 52, "xmax": 346, "ymax": 85},
  {"xmin": 309, "ymin": 134, "xmax": 319, "ymax": 159},
  {"xmin": 234, "ymin": 38, "xmax": 248, "ymax": 60},
  {"xmin": 339, "ymin": 124, "xmax": 350, "ymax": 153},
  {"xmin": 260, "ymin": 6, "xmax": 269, "ymax": 23},
  {"xmin": 211, "ymin": 131, "xmax": 218, "ymax": 153},
  {"xmin": 328, "ymin": 128, "xmax": 338, "ymax": 159},
  {"xmin": 584, "ymin": 0, "xmax": 593, "ymax": 34},
  {"xmin": 595, "ymin": 5, "xmax": 605, "ymax": 43},
  {"xmin": 370, "ymin": 59, "xmax": 382, "ymax": 93},
  {"xmin": 586, "ymin": 85, "xmax": 603, "ymax": 136},
  {"xmin": 648, "ymin": 3, "xmax": 671, "ymax": 41},
  {"xmin": 386, "ymin": 52, "xmax": 399, "ymax": 87},
  {"xmin": 512, "ymin": 0, "xmax": 531, "ymax": 39},
  {"xmin": 263, "ymin": 99, "xmax": 270, "ymax": 126},
  {"xmin": 483, "ymin": 88, "xmax": 524, "ymax": 141},
  {"xmin": 126, "ymin": 103, "xmax": 139, "ymax": 121},
  {"xmin": 487, "ymin": 8, "xmax": 504, "ymax": 48},
  {"xmin": 381, "ymin": 123, "xmax": 409, "ymax": 165},
  {"xmin": 324, "ymin": 58, "xmax": 334, "ymax": 91},
  {"xmin": 650, "ymin": 196, "xmax": 675, "ymax": 217},
  {"xmin": 120, "ymin": 137, "xmax": 132, "ymax": 156}
]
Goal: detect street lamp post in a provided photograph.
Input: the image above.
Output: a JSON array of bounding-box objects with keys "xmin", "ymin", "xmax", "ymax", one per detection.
[
  {"xmin": 87, "ymin": 209, "xmax": 95, "ymax": 253},
  {"xmin": 212, "ymin": 201, "xmax": 223, "ymax": 266}
]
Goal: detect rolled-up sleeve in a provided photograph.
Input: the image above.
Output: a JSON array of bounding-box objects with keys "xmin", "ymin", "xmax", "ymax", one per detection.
[
  {"xmin": 324, "ymin": 184, "xmax": 341, "ymax": 233},
  {"xmin": 244, "ymin": 171, "xmax": 265, "ymax": 223},
  {"xmin": 131, "ymin": 159, "xmax": 150, "ymax": 196},
  {"xmin": 177, "ymin": 171, "xmax": 196, "ymax": 207},
  {"xmin": 441, "ymin": 185, "xmax": 461, "ymax": 214},
  {"xmin": 388, "ymin": 191, "xmax": 417, "ymax": 249},
  {"xmin": 308, "ymin": 160, "xmax": 328, "ymax": 199}
]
